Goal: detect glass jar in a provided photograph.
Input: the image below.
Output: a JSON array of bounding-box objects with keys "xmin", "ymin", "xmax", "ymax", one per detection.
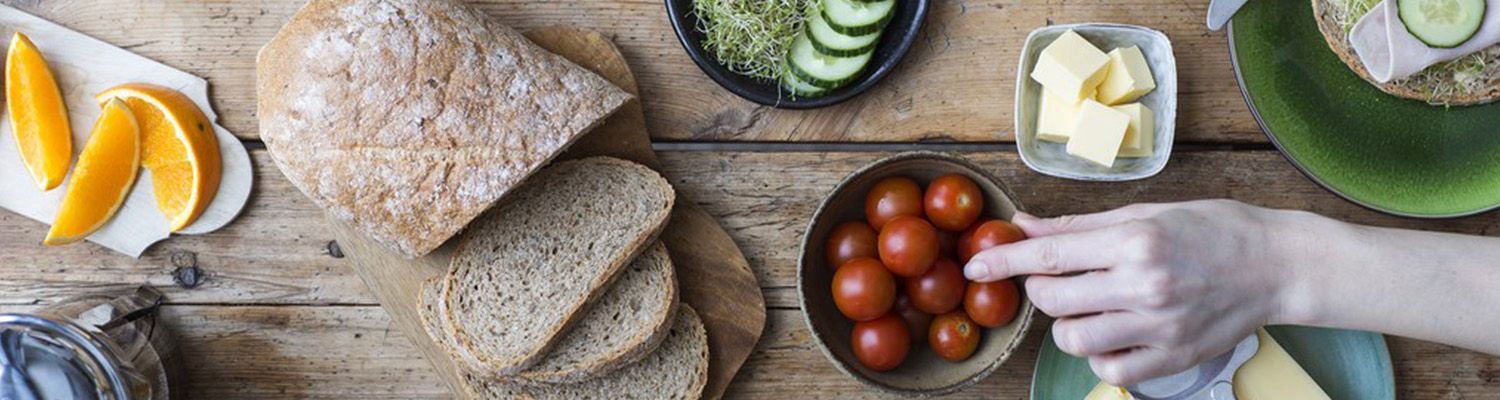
[{"xmin": 0, "ymin": 286, "xmax": 171, "ymax": 400}]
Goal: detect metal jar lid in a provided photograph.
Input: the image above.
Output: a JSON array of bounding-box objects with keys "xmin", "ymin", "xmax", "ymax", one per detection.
[{"xmin": 0, "ymin": 313, "xmax": 131, "ymax": 400}]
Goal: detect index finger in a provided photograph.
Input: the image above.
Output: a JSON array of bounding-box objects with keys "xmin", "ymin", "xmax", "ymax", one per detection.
[{"xmin": 963, "ymin": 223, "xmax": 1134, "ymax": 281}]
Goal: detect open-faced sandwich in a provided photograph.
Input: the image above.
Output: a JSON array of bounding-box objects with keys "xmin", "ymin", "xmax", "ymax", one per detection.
[{"xmin": 1314, "ymin": 0, "xmax": 1500, "ymax": 105}]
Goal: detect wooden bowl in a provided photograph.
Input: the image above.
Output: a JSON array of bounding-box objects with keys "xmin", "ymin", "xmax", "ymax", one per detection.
[{"xmin": 797, "ymin": 152, "xmax": 1037, "ymax": 396}]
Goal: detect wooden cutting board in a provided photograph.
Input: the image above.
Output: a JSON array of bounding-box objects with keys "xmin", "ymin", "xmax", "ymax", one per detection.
[{"xmin": 327, "ymin": 26, "xmax": 766, "ymax": 399}]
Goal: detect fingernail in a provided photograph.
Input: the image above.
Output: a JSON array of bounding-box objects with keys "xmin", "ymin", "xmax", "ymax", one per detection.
[{"xmin": 964, "ymin": 261, "xmax": 988, "ymax": 280}]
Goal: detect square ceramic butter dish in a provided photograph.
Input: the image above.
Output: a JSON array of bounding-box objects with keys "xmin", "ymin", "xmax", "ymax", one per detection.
[{"xmin": 1014, "ymin": 23, "xmax": 1177, "ymax": 181}]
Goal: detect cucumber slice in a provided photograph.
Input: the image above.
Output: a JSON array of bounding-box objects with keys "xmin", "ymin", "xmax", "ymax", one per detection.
[
  {"xmin": 1398, "ymin": 0, "xmax": 1486, "ymax": 48},
  {"xmin": 821, "ymin": 0, "xmax": 896, "ymax": 36},
  {"xmin": 781, "ymin": 67, "xmax": 828, "ymax": 98},
  {"xmin": 808, "ymin": 9, "xmax": 882, "ymax": 57},
  {"xmin": 787, "ymin": 32, "xmax": 872, "ymax": 89}
]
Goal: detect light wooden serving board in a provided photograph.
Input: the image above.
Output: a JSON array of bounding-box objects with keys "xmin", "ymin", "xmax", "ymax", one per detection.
[
  {"xmin": 328, "ymin": 26, "xmax": 766, "ymax": 399},
  {"xmin": 0, "ymin": 4, "xmax": 253, "ymax": 257}
]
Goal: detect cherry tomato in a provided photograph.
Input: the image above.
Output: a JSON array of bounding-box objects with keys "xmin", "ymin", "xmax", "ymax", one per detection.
[
  {"xmin": 865, "ymin": 176, "xmax": 923, "ymax": 230},
  {"xmin": 826, "ymin": 221, "xmax": 879, "ymax": 269},
  {"xmin": 959, "ymin": 219, "xmax": 1026, "ymax": 262},
  {"xmin": 924, "ymin": 174, "xmax": 984, "ymax": 232},
  {"xmin": 929, "ymin": 311, "xmax": 981, "ymax": 362},
  {"xmin": 957, "ymin": 223, "xmax": 979, "ymax": 262},
  {"xmin": 878, "ymin": 216, "xmax": 939, "ymax": 278},
  {"xmin": 965, "ymin": 279, "xmax": 1021, "ymax": 328},
  {"xmin": 892, "ymin": 294, "xmax": 933, "ymax": 344},
  {"xmin": 904, "ymin": 257, "xmax": 965, "ymax": 314},
  {"xmin": 852, "ymin": 313, "xmax": 910, "ymax": 371},
  {"xmin": 832, "ymin": 258, "xmax": 897, "ymax": 321}
]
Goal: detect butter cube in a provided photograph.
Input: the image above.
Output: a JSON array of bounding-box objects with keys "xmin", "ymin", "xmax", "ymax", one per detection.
[
  {"xmin": 1096, "ymin": 46, "xmax": 1156, "ymax": 105},
  {"xmin": 1030, "ymin": 30, "xmax": 1110, "ymax": 102},
  {"xmin": 1112, "ymin": 103, "xmax": 1154, "ymax": 158},
  {"xmin": 1066, "ymin": 99, "xmax": 1131, "ymax": 167},
  {"xmin": 1036, "ymin": 88, "xmax": 1093, "ymax": 143}
]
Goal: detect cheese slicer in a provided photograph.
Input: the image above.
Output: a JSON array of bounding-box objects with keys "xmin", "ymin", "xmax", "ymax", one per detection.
[
  {"xmin": 1206, "ymin": 0, "xmax": 1250, "ymax": 31},
  {"xmin": 1126, "ymin": 333, "xmax": 1259, "ymax": 400}
]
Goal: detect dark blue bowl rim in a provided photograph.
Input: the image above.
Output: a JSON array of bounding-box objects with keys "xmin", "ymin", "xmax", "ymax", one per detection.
[{"xmin": 663, "ymin": 0, "xmax": 930, "ymax": 109}]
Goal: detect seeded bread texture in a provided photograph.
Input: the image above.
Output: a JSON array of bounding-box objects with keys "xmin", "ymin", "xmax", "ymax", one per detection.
[
  {"xmin": 256, "ymin": 0, "xmax": 631, "ymax": 257},
  {"xmin": 463, "ymin": 304, "xmax": 710, "ymax": 400},
  {"xmin": 442, "ymin": 157, "xmax": 675, "ymax": 375},
  {"xmin": 417, "ymin": 241, "xmax": 680, "ymax": 382}
]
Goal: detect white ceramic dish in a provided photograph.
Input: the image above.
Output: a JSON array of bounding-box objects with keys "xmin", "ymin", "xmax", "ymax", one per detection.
[{"xmin": 1013, "ymin": 23, "xmax": 1177, "ymax": 181}]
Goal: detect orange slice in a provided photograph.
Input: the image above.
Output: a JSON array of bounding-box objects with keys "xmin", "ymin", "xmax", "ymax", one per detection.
[
  {"xmin": 6, "ymin": 32, "xmax": 72, "ymax": 191},
  {"xmin": 45, "ymin": 99, "xmax": 140, "ymax": 246},
  {"xmin": 96, "ymin": 83, "xmax": 221, "ymax": 232}
]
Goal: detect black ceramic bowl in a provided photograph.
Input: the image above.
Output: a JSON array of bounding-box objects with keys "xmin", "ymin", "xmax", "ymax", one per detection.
[{"xmin": 664, "ymin": 0, "xmax": 930, "ymax": 109}]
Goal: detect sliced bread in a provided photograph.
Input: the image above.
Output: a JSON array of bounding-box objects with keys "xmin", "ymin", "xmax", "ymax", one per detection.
[
  {"xmin": 1312, "ymin": 0, "xmax": 1500, "ymax": 105},
  {"xmin": 442, "ymin": 157, "xmax": 675, "ymax": 375},
  {"xmin": 417, "ymin": 241, "xmax": 680, "ymax": 382},
  {"xmin": 463, "ymin": 304, "xmax": 710, "ymax": 400}
]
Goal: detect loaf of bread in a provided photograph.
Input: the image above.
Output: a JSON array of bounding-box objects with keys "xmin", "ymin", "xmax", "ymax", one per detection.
[
  {"xmin": 442, "ymin": 157, "xmax": 675, "ymax": 376},
  {"xmin": 256, "ymin": 0, "xmax": 631, "ymax": 257},
  {"xmin": 417, "ymin": 242, "xmax": 680, "ymax": 382},
  {"xmin": 462, "ymin": 304, "xmax": 710, "ymax": 400}
]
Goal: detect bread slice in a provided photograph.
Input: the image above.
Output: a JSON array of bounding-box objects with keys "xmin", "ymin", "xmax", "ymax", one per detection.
[
  {"xmin": 417, "ymin": 241, "xmax": 680, "ymax": 382},
  {"xmin": 442, "ymin": 157, "xmax": 675, "ymax": 375},
  {"xmin": 256, "ymin": 0, "xmax": 632, "ymax": 257},
  {"xmin": 1312, "ymin": 0, "xmax": 1500, "ymax": 105},
  {"xmin": 462, "ymin": 304, "xmax": 710, "ymax": 400}
]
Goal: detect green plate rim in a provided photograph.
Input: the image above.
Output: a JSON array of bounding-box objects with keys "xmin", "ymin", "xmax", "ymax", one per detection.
[
  {"xmin": 1028, "ymin": 326, "xmax": 1397, "ymax": 399},
  {"xmin": 1226, "ymin": 20, "xmax": 1500, "ymax": 219}
]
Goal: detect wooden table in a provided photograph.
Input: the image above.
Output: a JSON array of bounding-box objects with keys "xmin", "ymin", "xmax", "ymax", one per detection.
[{"xmin": 2, "ymin": 0, "xmax": 1498, "ymax": 398}]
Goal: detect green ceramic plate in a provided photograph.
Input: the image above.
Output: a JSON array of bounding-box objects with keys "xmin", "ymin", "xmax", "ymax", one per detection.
[
  {"xmin": 1229, "ymin": 0, "xmax": 1500, "ymax": 217},
  {"xmin": 1030, "ymin": 326, "xmax": 1395, "ymax": 399}
]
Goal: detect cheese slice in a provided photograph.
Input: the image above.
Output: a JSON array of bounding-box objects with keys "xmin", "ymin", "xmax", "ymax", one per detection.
[
  {"xmin": 1081, "ymin": 329, "xmax": 1330, "ymax": 400},
  {"xmin": 1085, "ymin": 381, "xmax": 1134, "ymax": 400},
  {"xmin": 1065, "ymin": 99, "xmax": 1130, "ymax": 167},
  {"xmin": 1096, "ymin": 46, "xmax": 1156, "ymax": 105},
  {"xmin": 1037, "ymin": 88, "xmax": 1093, "ymax": 143},
  {"xmin": 1112, "ymin": 103, "xmax": 1154, "ymax": 158},
  {"xmin": 1030, "ymin": 30, "xmax": 1110, "ymax": 102},
  {"xmin": 1234, "ymin": 329, "xmax": 1332, "ymax": 400}
]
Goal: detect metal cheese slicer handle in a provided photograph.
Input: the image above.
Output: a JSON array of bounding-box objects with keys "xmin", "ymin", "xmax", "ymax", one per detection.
[{"xmin": 1127, "ymin": 333, "xmax": 1260, "ymax": 400}]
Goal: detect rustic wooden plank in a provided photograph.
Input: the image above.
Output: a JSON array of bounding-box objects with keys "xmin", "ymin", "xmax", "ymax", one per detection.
[
  {"xmin": 655, "ymin": 151, "xmax": 1500, "ymax": 309},
  {"xmin": 0, "ymin": 304, "xmax": 449, "ymax": 399},
  {"xmin": 5, "ymin": 149, "xmax": 1498, "ymax": 308},
  {"xmin": 0, "ymin": 304, "xmax": 1487, "ymax": 399},
  {"xmin": 0, "ymin": 148, "xmax": 365, "ymax": 306},
  {"xmin": 5, "ymin": 0, "xmax": 1262, "ymax": 143}
]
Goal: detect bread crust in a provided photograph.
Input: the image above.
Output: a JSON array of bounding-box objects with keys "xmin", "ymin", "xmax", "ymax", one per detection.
[
  {"xmin": 256, "ymin": 0, "xmax": 631, "ymax": 257},
  {"xmin": 1311, "ymin": 0, "xmax": 1500, "ymax": 105}
]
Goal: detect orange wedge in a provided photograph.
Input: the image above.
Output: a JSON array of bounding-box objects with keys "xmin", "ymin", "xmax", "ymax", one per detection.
[
  {"xmin": 96, "ymin": 83, "xmax": 220, "ymax": 232},
  {"xmin": 6, "ymin": 32, "xmax": 72, "ymax": 191},
  {"xmin": 45, "ymin": 99, "xmax": 140, "ymax": 246}
]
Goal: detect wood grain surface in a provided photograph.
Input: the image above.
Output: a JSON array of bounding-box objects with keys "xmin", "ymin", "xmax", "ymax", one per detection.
[
  {"xmin": 1, "ymin": 0, "xmax": 1498, "ymax": 399},
  {"xmin": 5, "ymin": 150, "xmax": 1500, "ymax": 398},
  {"xmin": 0, "ymin": 0, "xmax": 1261, "ymax": 143}
]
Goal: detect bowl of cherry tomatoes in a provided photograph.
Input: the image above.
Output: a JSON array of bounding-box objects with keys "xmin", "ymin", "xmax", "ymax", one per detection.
[{"xmin": 798, "ymin": 152, "xmax": 1037, "ymax": 396}]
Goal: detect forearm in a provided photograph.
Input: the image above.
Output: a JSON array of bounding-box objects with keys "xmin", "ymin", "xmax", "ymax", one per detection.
[{"xmin": 1272, "ymin": 211, "xmax": 1500, "ymax": 354}]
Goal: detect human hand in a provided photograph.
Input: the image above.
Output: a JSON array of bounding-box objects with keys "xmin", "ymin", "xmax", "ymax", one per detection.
[{"xmin": 963, "ymin": 200, "xmax": 1311, "ymax": 385}]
